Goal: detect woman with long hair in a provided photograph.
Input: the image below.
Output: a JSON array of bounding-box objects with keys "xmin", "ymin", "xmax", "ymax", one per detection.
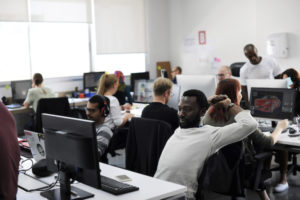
[
  {"xmin": 97, "ymin": 74, "xmax": 133, "ymax": 129},
  {"xmin": 202, "ymin": 78, "xmax": 288, "ymax": 200}
]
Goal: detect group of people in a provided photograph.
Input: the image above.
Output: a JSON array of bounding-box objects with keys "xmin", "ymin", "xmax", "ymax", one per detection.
[{"xmin": 2, "ymin": 43, "xmax": 300, "ymax": 200}]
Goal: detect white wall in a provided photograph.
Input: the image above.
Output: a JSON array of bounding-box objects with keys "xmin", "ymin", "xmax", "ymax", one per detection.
[{"xmin": 167, "ymin": 0, "xmax": 300, "ymax": 75}]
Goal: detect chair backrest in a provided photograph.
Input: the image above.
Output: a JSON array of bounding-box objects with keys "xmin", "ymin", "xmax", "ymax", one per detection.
[
  {"xmin": 35, "ymin": 97, "xmax": 71, "ymax": 132},
  {"xmin": 230, "ymin": 62, "xmax": 245, "ymax": 77},
  {"xmin": 126, "ymin": 117, "xmax": 173, "ymax": 176}
]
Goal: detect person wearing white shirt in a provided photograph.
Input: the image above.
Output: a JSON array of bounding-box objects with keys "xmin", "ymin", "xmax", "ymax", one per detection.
[{"xmin": 154, "ymin": 90, "xmax": 257, "ymax": 200}]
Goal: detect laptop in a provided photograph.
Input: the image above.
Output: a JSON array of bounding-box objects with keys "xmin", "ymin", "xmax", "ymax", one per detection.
[{"xmin": 24, "ymin": 130, "xmax": 46, "ymax": 162}]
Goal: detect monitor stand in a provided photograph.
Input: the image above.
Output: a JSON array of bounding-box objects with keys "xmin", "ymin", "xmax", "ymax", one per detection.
[{"xmin": 40, "ymin": 171, "xmax": 94, "ymax": 200}]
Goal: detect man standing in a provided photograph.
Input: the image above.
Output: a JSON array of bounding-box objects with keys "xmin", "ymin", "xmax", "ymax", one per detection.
[
  {"xmin": 86, "ymin": 95, "xmax": 113, "ymax": 160},
  {"xmin": 217, "ymin": 65, "xmax": 232, "ymax": 81},
  {"xmin": 0, "ymin": 103, "xmax": 20, "ymax": 200},
  {"xmin": 171, "ymin": 66, "xmax": 182, "ymax": 84},
  {"xmin": 154, "ymin": 90, "xmax": 257, "ymax": 200},
  {"xmin": 240, "ymin": 44, "xmax": 282, "ymax": 106}
]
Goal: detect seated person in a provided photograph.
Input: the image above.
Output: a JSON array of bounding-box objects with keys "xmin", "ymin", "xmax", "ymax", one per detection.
[
  {"xmin": 171, "ymin": 66, "xmax": 182, "ymax": 84},
  {"xmin": 23, "ymin": 73, "xmax": 54, "ymax": 112},
  {"xmin": 141, "ymin": 77, "xmax": 179, "ymax": 132},
  {"xmin": 275, "ymin": 68, "xmax": 300, "ymax": 193},
  {"xmin": 217, "ymin": 65, "xmax": 232, "ymax": 81},
  {"xmin": 0, "ymin": 103, "xmax": 20, "ymax": 200},
  {"xmin": 154, "ymin": 90, "xmax": 258, "ymax": 200},
  {"xmin": 202, "ymin": 78, "xmax": 288, "ymax": 200},
  {"xmin": 86, "ymin": 95, "xmax": 113, "ymax": 161},
  {"xmin": 97, "ymin": 74, "xmax": 133, "ymax": 130},
  {"xmin": 113, "ymin": 70, "xmax": 133, "ymax": 111}
]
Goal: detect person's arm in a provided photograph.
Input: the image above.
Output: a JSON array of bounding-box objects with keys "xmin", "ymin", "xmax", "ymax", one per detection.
[
  {"xmin": 211, "ymin": 105, "xmax": 257, "ymax": 151},
  {"xmin": 270, "ymin": 119, "xmax": 289, "ymax": 143},
  {"xmin": 96, "ymin": 128, "xmax": 113, "ymax": 157},
  {"xmin": 23, "ymin": 90, "xmax": 32, "ymax": 108},
  {"xmin": 120, "ymin": 113, "xmax": 134, "ymax": 126},
  {"xmin": 109, "ymin": 97, "xmax": 124, "ymax": 127}
]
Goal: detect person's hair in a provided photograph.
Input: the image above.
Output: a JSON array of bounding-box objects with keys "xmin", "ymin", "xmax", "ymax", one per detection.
[
  {"xmin": 33, "ymin": 73, "xmax": 43, "ymax": 86},
  {"xmin": 282, "ymin": 68, "xmax": 300, "ymax": 89},
  {"xmin": 114, "ymin": 70, "xmax": 126, "ymax": 91},
  {"xmin": 244, "ymin": 43, "xmax": 255, "ymax": 50},
  {"xmin": 153, "ymin": 77, "xmax": 173, "ymax": 96},
  {"xmin": 209, "ymin": 78, "xmax": 241, "ymax": 122},
  {"xmin": 97, "ymin": 74, "xmax": 118, "ymax": 95},
  {"xmin": 175, "ymin": 66, "xmax": 182, "ymax": 74},
  {"xmin": 89, "ymin": 94, "xmax": 110, "ymax": 111},
  {"xmin": 220, "ymin": 65, "xmax": 232, "ymax": 75},
  {"xmin": 182, "ymin": 89, "xmax": 209, "ymax": 111}
]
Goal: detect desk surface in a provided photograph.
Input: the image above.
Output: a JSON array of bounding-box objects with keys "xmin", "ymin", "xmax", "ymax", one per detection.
[
  {"xmin": 17, "ymin": 162, "xmax": 186, "ymax": 200},
  {"xmin": 264, "ymin": 126, "xmax": 300, "ymax": 147}
]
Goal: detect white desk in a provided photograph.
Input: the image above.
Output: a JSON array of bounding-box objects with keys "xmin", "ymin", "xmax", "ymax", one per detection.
[
  {"xmin": 129, "ymin": 103, "xmax": 148, "ymax": 118},
  {"xmin": 17, "ymin": 162, "xmax": 186, "ymax": 200}
]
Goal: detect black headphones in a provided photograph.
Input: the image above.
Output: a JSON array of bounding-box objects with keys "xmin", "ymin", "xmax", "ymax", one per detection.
[{"xmin": 99, "ymin": 95, "xmax": 110, "ymax": 117}]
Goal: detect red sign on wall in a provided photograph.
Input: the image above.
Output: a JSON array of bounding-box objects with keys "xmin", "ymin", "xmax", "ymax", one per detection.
[{"xmin": 199, "ymin": 31, "xmax": 206, "ymax": 45}]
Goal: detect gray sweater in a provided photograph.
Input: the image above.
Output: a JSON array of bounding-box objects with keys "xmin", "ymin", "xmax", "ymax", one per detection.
[{"xmin": 154, "ymin": 111, "xmax": 257, "ymax": 200}]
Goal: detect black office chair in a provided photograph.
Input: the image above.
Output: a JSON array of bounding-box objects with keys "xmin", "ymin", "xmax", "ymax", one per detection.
[
  {"xmin": 125, "ymin": 117, "xmax": 173, "ymax": 176},
  {"xmin": 230, "ymin": 62, "xmax": 245, "ymax": 77},
  {"xmin": 34, "ymin": 97, "xmax": 71, "ymax": 132}
]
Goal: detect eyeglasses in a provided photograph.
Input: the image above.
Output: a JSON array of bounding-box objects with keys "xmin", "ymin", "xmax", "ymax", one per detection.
[
  {"xmin": 216, "ymin": 73, "xmax": 226, "ymax": 77},
  {"xmin": 85, "ymin": 107, "xmax": 98, "ymax": 113}
]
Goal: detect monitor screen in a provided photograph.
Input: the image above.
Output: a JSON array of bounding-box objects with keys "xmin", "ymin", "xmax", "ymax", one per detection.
[
  {"xmin": 133, "ymin": 79, "xmax": 154, "ymax": 103},
  {"xmin": 83, "ymin": 71, "xmax": 105, "ymax": 92},
  {"xmin": 167, "ymin": 84, "xmax": 180, "ymax": 110},
  {"xmin": 250, "ymin": 87, "xmax": 296, "ymax": 121},
  {"xmin": 130, "ymin": 72, "xmax": 150, "ymax": 92},
  {"xmin": 41, "ymin": 113, "xmax": 100, "ymax": 199},
  {"xmin": 176, "ymin": 75, "xmax": 217, "ymax": 99},
  {"xmin": 11, "ymin": 80, "xmax": 32, "ymax": 104},
  {"xmin": 246, "ymin": 79, "xmax": 287, "ymax": 98}
]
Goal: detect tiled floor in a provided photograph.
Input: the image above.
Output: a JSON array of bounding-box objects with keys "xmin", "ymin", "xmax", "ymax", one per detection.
[{"xmin": 108, "ymin": 149, "xmax": 300, "ymax": 200}]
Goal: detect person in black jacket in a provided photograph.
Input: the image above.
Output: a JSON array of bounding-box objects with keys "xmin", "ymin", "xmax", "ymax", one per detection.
[{"xmin": 142, "ymin": 77, "xmax": 179, "ymax": 132}]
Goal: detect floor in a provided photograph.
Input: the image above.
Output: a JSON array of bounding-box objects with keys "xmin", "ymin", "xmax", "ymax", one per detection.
[{"xmin": 107, "ymin": 149, "xmax": 300, "ymax": 200}]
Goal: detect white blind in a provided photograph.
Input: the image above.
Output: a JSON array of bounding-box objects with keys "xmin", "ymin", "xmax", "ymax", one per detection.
[
  {"xmin": 0, "ymin": 0, "xmax": 28, "ymax": 21},
  {"xmin": 30, "ymin": 0, "xmax": 92, "ymax": 23},
  {"xmin": 94, "ymin": 0, "xmax": 146, "ymax": 54}
]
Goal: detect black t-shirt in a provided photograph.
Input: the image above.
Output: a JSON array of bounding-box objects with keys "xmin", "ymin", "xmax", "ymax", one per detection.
[{"xmin": 141, "ymin": 102, "xmax": 179, "ymax": 132}]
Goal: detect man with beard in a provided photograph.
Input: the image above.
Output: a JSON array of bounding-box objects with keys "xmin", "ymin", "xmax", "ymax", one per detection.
[
  {"xmin": 86, "ymin": 95, "xmax": 113, "ymax": 161},
  {"xmin": 141, "ymin": 77, "xmax": 179, "ymax": 132},
  {"xmin": 154, "ymin": 90, "xmax": 257, "ymax": 200},
  {"xmin": 240, "ymin": 44, "xmax": 282, "ymax": 107}
]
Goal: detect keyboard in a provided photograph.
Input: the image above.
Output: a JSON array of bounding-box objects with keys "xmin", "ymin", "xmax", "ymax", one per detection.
[
  {"xmin": 258, "ymin": 126, "xmax": 274, "ymax": 133},
  {"xmin": 100, "ymin": 175, "xmax": 139, "ymax": 195}
]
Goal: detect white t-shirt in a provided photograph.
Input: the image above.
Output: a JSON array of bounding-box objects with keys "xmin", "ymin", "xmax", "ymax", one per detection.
[
  {"xmin": 240, "ymin": 56, "xmax": 282, "ymax": 85},
  {"xmin": 24, "ymin": 87, "xmax": 54, "ymax": 112},
  {"xmin": 104, "ymin": 95, "xmax": 123, "ymax": 129},
  {"xmin": 154, "ymin": 111, "xmax": 257, "ymax": 200}
]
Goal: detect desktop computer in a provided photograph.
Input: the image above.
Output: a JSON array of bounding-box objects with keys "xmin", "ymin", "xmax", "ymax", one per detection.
[
  {"xmin": 176, "ymin": 75, "xmax": 217, "ymax": 98},
  {"xmin": 11, "ymin": 79, "xmax": 32, "ymax": 104},
  {"xmin": 250, "ymin": 87, "xmax": 297, "ymax": 121},
  {"xmin": 83, "ymin": 71, "xmax": 105, "ymax": 92},
  {"xmin": 246, "ymin": 79, "xmax": 287, "ymax": 99},
  {"xmin": 133, "ymin": 79, "xmax": 154, "ymax": 103},
  {"xmin": 130, "ymin": 72, "xmax": 149, "ymax": 92}
]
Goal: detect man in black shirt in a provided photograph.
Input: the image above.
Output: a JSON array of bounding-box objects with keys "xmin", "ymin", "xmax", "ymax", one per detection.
[{"xmin": 142, "ymin": 77, "xmax": 179, "ymax": 132}]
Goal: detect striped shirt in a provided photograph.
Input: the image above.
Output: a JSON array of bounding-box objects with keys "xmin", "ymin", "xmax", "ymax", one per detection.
[{"xmin": 95, "ymin": 124, "xmax": 113, "ymax": 157}]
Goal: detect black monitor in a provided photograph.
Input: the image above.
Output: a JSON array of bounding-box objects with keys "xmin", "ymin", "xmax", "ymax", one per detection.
[
  {"xmin": 41, "ymin": 113, "xmax": 100, "ymax": 199},
  {"xmin": 250, "ymin": 87, "xmax": 297, "ymax": 121},
  {"xmin": 11, "ymin": 80, "xmax": 32, "ymax": 104},
  {"xmin": 130, "ymin": 72, "xmax": 149, "ymax": 92},
  {"xmin": 83, "ymin": 71, "xmax": 105, "ymax": 92},
  {"xmin": 133, "ymin": 79, "xmax": 154, "ymax": 103}
]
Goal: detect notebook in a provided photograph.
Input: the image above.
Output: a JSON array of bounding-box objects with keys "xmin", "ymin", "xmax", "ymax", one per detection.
[{"xmin": 24, "ymin": 130, "xmax": 46, "ymax": 162}]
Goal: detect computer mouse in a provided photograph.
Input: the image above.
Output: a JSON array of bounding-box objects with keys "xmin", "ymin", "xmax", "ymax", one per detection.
[{"xmin": 289, "ymin": 127, "xmax": 297, "ymax": 134}]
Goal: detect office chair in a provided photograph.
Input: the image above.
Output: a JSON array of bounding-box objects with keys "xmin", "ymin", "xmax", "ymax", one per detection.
[
  {"xmin": 34, "ymin": 97, "xmax": 71, "ymax": 132},
  {"xmin": 230, "ymin": 62, "xmax": 245, "ymax": 77},
  {"xmin": 125, "ymin": 117, "xmax": 173, "ymax": 176}
]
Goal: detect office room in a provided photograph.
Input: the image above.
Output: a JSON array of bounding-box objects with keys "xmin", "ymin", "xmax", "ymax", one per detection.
[{"xmin": 1, "ymin": 0, "xmax": 300, "ymax": 199}]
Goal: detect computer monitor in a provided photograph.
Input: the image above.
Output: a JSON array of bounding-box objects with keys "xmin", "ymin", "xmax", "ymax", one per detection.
[
  {"xmin": 11, "ymin": 80, "xmax": 32, "ymax": 104},
  {"xmin": 130, "ymin": 72, "xmax": 150, "ymax": 92},
  {"xmin": 41, "ymin": 113, "xmax": 100, "ymax": 199},
  {"xmin": 246, "ymin": 79, "xmax": 287, "ymax": 98},
  {"xmin": 133, "ymin": 79, "xmax": 154, "ymax": 103},
  {"xmin": 83, "ymin": 71, "xmax": 105, "ymax": 92},
  {"xmin": 167, "ymin": 84, "xmax": 180, "ymax": 110},
  {"xmin": 250, "ymin": 87, "xmax": 297, "ymax": 121},
  {"xmin": 176, "ymin": 75, "xmax": 217, "ymax": 99}
]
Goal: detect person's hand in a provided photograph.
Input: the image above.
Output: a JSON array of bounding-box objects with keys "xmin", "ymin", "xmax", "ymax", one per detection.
[
  {"xmin": 276, "ymin": 119, "xmax": 289, "ymax": 131},
  {"xmin": 208, "ymin": 95, "xmax": 229, "ymax": 106}
]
